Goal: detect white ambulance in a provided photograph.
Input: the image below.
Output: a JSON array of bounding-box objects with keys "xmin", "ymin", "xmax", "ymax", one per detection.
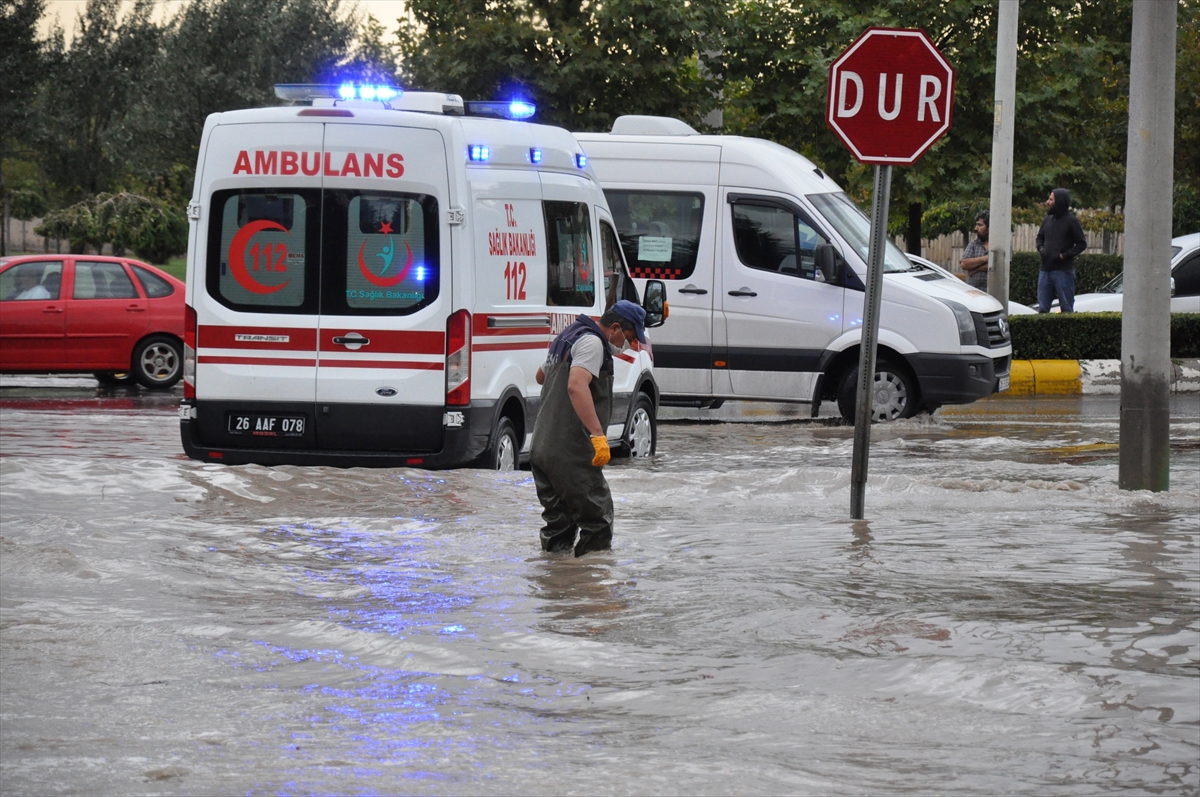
[
  {"xmin": 576, "ymin": 116, "xmax": 1012, "ymax": 422},
  {"xmin": 179, "ymin": 86, "xmax": 666, "ymax": 469}
]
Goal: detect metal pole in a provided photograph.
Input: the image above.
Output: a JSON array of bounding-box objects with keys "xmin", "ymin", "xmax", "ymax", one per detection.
[
  {"xmin": 1119, "ymin": 0, "xmax": 1176, "ymax": 491},
  {"xmin": 987, "ymin": 0, "xmax": 1018, "ymax": 308},
  {"xmin": 850, "ymin": 164, "xmax": 892, "ymax": 519}
]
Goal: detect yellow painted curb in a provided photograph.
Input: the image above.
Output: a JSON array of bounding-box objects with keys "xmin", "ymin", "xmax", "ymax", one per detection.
[{"xmin": 1007, "ymin": 360, "xmax": 1083, "ymax": 395}]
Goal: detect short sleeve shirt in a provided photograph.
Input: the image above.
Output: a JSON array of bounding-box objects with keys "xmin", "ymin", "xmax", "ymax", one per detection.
[{"xmin": 568, "ymin": 334, "xmax": 605, "ymax": 377}]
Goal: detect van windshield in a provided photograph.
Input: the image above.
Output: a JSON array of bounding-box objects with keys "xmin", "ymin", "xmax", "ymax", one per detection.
[{"xmin": 807, "ymin": 192, "xmax": 914, "ymax": 273}]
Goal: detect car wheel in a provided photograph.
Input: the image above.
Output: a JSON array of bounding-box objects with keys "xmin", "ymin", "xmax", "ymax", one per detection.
[
  {"xmin": 836, "ymin": 359, "xmax": 918, "ymax": 424},
  {"xmin": 93, "ymin": 371, "xmax": 132, "ymax": 386},
  {"xmin": 620, "ymin": 393, "xmax": 657, "ymax": 458},
  {"xmin": 132, "ymin": 335, "xmax": 183, "ymax": 389},
  {"xmin": 489, "ymin": 416, "xmax": 520, "ymax": 471}
]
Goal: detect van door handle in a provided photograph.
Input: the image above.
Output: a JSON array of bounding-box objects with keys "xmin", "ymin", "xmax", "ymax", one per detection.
[
  {"xmin": 678, "ymin": 285, "xmax": 708, "ymax": 295},
  {"xmin": 332, "ymin": 335, "xmax": 370, "ymax": 346},
  {"xmin": 727, "ymin": 288, "xmax": 758, "ymax": 297}
]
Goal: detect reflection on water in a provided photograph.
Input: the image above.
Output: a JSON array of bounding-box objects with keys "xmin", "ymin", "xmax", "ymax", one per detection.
[{"xmin": 1, "ymin": 387, "xmax": 1198, "ymax": 795}]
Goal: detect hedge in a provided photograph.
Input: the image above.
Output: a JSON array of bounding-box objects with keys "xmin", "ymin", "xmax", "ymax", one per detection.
[
  {"xmin": 1009, "ymin": 252, "xmax": 1123, "ymax": 307},
  {"xmin": 1009, "ymin": 312, "xmax": 1200, "ymax": 360}
]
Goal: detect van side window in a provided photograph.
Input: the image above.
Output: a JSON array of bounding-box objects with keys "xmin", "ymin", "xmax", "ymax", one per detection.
[
  {"xmin": 322, "ymin": 192, "xmax": 440, "ymax": 315},
  {"xmin": 600, "ymin": 222, "xmax": 637, "ymax": 310},
  {"xmin": 732, "ymin": 202, "xmax": 827, "ymax": 280},
  {"xmin": 208, "ymin": 189, "xmax": 319, "ymax": 313},
  {"xmin": 605, "ymin": 191, "xmax": 703, "ymax": 280},
  {"xmin": 543, "ymin": 201, "xmax": 594, "ymax": 307},
  {"xmin": 1174, "ymin": 254, "xmax": 1199, "ymax": 297}
]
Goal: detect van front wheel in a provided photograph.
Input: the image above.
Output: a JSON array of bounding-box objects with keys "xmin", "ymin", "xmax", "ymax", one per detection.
[
  {"xmin": 836, "ymin": 359, "xmax": 918, "ymax": 424},
  {"xmin": 489, "ymin": 417, "xmax": 520, "ymax": 471},
  {"xmin": 619, "ymin": 394, "xmax": 657, "ymax": 458}
]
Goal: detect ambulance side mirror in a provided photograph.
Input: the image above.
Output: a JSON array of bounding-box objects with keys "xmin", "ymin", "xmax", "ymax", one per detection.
[
  {"xmin": 643, "ymin": 280, "xmax": 667, "ymax": 328},
  {"xmin": 815, "ymin": 244, "xmax": 840, "ymax": 284}
]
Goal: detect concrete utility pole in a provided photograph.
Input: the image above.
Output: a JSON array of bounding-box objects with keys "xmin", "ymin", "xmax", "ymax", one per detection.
[
  {"xmin": 1119, "ymin": 0, "xmax": 1177, "ymax": 492},
  {"xmin": 987, "ymin": 0, "xmax": 1018, "ymax": 309}
]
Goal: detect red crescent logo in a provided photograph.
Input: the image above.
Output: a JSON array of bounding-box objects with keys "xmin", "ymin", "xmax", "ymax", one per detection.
[
  {"xmin": 228, "ymin": 220, "xmax": 290, "ymax": 294},
  {"xmin": 357, "ymin": 240, "xmax": 413, "ymax": 287}
]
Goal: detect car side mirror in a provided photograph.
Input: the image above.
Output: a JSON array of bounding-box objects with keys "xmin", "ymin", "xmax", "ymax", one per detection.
[
  {"xmin": 815, "ymin": 243, "xmax": 840, "ymax": 284},
  {"xmin": 1170, "ymin": 276, "xmax": 1176, "ymax": 297},
  {"xmin": 642, "ymin": 280, "xmax": 667, "ymax": 328}
]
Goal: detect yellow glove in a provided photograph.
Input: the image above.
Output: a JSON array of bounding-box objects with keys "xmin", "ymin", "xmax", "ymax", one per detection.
[{"xmin": 590, "ymin": 435, "xmax": 611, "ymax": 467}]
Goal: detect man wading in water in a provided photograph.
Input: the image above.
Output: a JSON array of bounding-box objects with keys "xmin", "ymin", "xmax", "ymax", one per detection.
[{"xmin": 531, "ymin": 301, "xmax": 647, "ymax": 557}]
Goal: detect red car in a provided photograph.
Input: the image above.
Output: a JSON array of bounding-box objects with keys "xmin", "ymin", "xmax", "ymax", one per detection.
[{"xmin": 0, "ymin": 254, "xmax": 185, "ymax": 389}]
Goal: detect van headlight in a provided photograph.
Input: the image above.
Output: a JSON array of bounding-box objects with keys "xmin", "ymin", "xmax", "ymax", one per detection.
[{"xmin": 939, "ymin": 299, "xmax": 977, "ymax": 346}]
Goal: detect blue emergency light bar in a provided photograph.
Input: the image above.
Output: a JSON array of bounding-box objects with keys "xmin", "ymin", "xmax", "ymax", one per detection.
[
  {"xmin": 468, "ymin": 145, "xmax": 490, "ymax": 162},
  {"xmin": 575, "ymin": 153, "xmax": 588, "ymax": 168},
  {"xmin": 275, "ymin": 83, "xmax": 402, "ymax": 103},
  {"xmin": 464, "ymin": 100, "xmax": 537, "ymax": 121},
  {"xmin": 529, "ymin": 148, "xmax": 543, "ymax": 164}
]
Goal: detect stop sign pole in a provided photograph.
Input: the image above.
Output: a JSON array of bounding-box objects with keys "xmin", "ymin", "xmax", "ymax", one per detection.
[{"xmin": 825, "ymin": 27, "xmax": 955, "ymax": 519}]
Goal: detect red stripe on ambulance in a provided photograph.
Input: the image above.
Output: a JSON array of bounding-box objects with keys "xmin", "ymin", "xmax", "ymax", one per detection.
[
  {"xmin": 319, "ymin": 329, "xmax": 444, "ymax": 355},
  {"xmin": 233, "ymin": 150, "xmax": 404, "ymax": 178}
]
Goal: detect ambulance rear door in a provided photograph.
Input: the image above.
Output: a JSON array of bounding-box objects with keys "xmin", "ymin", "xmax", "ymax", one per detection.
[
  {"xmin": 194, "ymin": 122, "xmax": 324, "ymax": 452},
  {"xmin": 315, "ymin": 123, "xmax": 451, "ymax": 452}
]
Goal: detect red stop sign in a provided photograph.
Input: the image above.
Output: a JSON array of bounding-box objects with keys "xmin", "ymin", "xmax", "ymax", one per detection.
[{"xmin": 826, "ymin": 28, "xmax": 955, "ymax": 165}]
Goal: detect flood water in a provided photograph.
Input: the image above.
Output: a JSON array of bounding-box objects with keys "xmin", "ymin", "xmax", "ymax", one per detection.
[{"xmin": 2, "ymin": 377, "xmax": 1198, "ymax": 796}]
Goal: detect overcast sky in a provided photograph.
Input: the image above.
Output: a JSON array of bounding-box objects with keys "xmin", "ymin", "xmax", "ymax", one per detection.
[{"xmin": 38, "ymin": 0, "xmax": 408, "ymax": 43}]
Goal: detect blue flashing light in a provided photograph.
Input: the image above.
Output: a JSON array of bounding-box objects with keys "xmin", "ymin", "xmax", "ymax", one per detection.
[
  {"xmin": 360, "ymin": 84, "xmax": 377, "ymax": 101},
  {"xmin": 415, "ymin": 265, "xmax": 426, "ymax": 282},
  {"xmin": 508, "ymin": 101, "xmax": 537, "ymax": 120},
  {"xmin": 575, "ymin": 153, "xmax": 588, "ymax": 169},
  {"xmin": 468, "ymin": 145, "xmax": 490, "ymax": 162},
  {"xmin": 376, "ymin": 85, "xmax": 398, "ymax": 102},
  {"xmin": 338, "ymin": 83, "xmax": 356, "ymax": 100},
  {"xmin": 529, "ymin": 148, "xmax": 542, "ymax": 164}
]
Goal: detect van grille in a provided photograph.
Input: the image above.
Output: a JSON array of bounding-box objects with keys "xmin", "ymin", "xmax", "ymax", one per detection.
[{"xmin": 972, "ymin": 310, "xmax": 1011, "ymax": 348}]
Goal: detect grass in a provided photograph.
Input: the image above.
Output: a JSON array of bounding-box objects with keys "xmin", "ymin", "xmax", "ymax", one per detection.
[{"xmin": 160, "ymin": 256, "xmax": 187, "ymax": 282}]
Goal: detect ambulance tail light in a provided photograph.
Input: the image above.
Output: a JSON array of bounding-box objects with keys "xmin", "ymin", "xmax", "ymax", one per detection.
[
  {"xmin": 183, "ymin": 304, "xmax": 197, "ymax": 400},
  {"xmin": 445, "ymin": 309, "xmax": 471, "ymax": 406}
]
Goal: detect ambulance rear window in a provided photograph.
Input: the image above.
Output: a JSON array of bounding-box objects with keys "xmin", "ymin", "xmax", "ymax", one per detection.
[
  {"xmin": 321, "ymin": 191, "xmax": 440, "ymax": 316},
  {"xmin": 207, "ymin": 189, "xmax": 320, "ymax": 314}
]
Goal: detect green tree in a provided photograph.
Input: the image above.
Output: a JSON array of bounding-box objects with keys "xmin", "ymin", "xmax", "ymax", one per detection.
[
  {"xmin": 395, "ymin": 0, "xmax": 723, "ymax": 131},
  {"xmin": 122, "ymin": 0, "xmax": 358, "ymax": 197},
  {"xmin": 1, "ymin": 0, "xmax": 47, "ymax": 254},
  {"xmin": 1175, "ymin": 1, "xmax": 1200, "ymax": 237},
  {"xmin": 30, "ymin": 0, "xmax": 162, "ymax": 201},
  {"xmin": 719, "ymin": 0, "xmax": 1134, "ymax": 252}
]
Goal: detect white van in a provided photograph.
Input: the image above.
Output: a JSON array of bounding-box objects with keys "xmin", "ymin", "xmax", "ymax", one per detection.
[
  {"xmin": 576, "ymin": 116, "xmax": 1012, "ymax": 422},
  {"xmin": 179, "ymin": 87, "xmax": 665, "ymax": 468}
]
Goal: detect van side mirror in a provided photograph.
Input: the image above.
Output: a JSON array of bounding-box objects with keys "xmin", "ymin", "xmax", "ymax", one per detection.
[
  {"xmin": 1170, "ymin": 276, "xmax": 1176, "ymax": 297},
  {"xmin": 642, "ymin": 280, "xmax": 667, "ymax": 327},
  {"xmin": 815, "ymin": 244, "xmax": 840, "ymax": 284}
]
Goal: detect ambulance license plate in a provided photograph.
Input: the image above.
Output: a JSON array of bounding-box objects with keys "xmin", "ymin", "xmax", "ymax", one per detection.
[
  {"xmin": 227, "ymin": 413, "xmax": 306, "ymax": 437},
  {"xmin": 998, "ymin": 374, "xmax": 1010, "ymax": 392}
]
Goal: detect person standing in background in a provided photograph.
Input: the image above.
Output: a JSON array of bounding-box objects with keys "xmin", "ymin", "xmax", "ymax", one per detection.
[
  {"xmin": 1035, "ymin": 188, "xmax": 1088, "ymax": 312},
  {"xmin": 960, "ymin": 211, "xmax": 990, "ymax": 290}
]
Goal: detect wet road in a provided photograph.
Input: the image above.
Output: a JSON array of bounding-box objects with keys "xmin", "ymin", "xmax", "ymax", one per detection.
[{"xmin": 1, "ymin": 377, "xmax": 1198, "ymax": 796}]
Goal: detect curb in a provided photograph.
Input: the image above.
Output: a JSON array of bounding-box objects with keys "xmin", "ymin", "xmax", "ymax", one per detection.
[{"xmin": 1008, "ymin": 359, "xmax": 1200, "ymax": 395}]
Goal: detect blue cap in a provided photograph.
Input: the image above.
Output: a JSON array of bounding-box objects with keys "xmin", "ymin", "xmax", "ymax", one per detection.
[{"xmin": 610, "ymin": 299, "xmax": 647, "ymax": 344}]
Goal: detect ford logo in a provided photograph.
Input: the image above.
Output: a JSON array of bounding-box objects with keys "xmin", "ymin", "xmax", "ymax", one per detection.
[{"xmin": 375, "ymin": 387, "xmax": 398, "ymax": 397}]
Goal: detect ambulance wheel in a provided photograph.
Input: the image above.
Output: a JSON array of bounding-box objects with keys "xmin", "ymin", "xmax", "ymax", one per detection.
[
  {"xmin": 619, "ymin": 394, "xmax": 657, "ymax": 458},
  {"xmin": 836, "ymin": 359, "xmax": 917, "ymax": 424},
  {"xmin": 94, "ymin": 371, "xmax": 132, "ymax": 386},
  {"xmin": 489, "ymin": 417, "xmax": 520, "ymax": 471},
  {"xmin": 132, "ymin": 335, "xmax": 183, "ymax": 390}
]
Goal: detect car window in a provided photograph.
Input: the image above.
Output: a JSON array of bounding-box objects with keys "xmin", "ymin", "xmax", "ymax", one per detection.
[
  {"xmin": 207, "ymin": 189, "xmax": 320, "ymax": 314},
  {"xmin": 74, "ymin": 261, "xmax": 137, "ymax": 299},
  {"xmin": 1, "ymin": 261, "xmax": 63, "ymax": 300},
  {"xmin": 605, "ymin": 190, "xmax": 703, "ymax": 280},
  {"xmin": 1173, "ymin": 253, "xmax": 1200, "ymax": 297},
  {"xmin": 544, "ymin": 200, "xmax": 594, "ymax": 307},
  {"xmin": 129, "ymin": 264, "xmax": 174, "ymax": 298}
]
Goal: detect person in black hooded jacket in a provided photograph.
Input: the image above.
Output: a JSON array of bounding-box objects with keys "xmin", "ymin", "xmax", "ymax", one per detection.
[{"xmin": 1035, "ymin": 188, "xmax": 1088, "ymax": 312}]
